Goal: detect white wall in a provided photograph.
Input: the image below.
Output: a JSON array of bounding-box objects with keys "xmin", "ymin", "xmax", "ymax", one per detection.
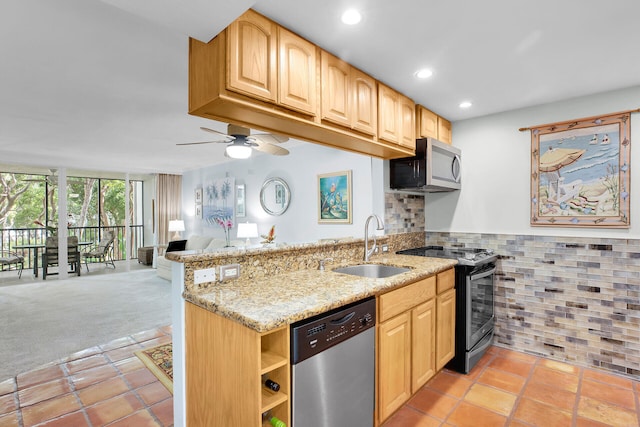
[
  {"xmin": 181, "ymin": 143, "xmax": 386, "ymax": 244},
  {"xmin": 426, "ymin": 85, "xmax": 640, "ymax": 238}
]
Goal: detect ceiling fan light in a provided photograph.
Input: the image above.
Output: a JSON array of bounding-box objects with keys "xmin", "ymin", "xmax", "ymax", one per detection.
[{"xmin": 226, "ymin": 144, "xmax": 252, "ymax": 159}]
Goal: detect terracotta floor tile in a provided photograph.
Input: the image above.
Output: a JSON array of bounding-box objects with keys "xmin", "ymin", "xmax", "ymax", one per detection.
[
  {"xmin": 529, "ymin": 365, "xmax": 579, "ymax": 392},
  {"xmin": 70, "ymin": 364, "xmax": 119, "ymax": 391},
  {"xmin": 99, "ymin": 336, "xmax": 136, "ymax": 352},
  {"xmin": 463, "ymin": 383, "xmax": 516, "ymax": 416},
  {"xmin": 0, "ymin": 411, "xmax": 19, "ymax": 427},
  {"xmin": 77, "ymin": 376, "xmax": 129, "ymax": 407},
  {"xmin": 136, "ymin": 381, "xmax": 172, "ymax": 406},
  {"xmin": 446, "ymin": 401, "xmax": 507, "ymax": 427},
  {"xmin": 107, "ymin": 409, "xmax": 161, "ymax": 427},
  {"xmin": 580, "ymin": 378, "xmax": 636, "ymax": 410},
  {"xmin": 139, "ymin": 335, "xmax": 172, "ymax": 349},
  {"xmin": 426, "ymin": 371, "xmax": 473, "ymax": 398},
  {"xmin": 539, "ymin": 358, "xmax": 580, "ymax": 375},
  {"xmin": 0, "ymin": 394, "xmax": 17, "ymax": 416},
  {"xmin": 18, "ymin": 378, "xmax": 72, "ymax": 408},
  {"xmin": 521, "ymin": 380, "xmax": 576, "ymax": 412},
  {"xmin": 149, "ymin": 398, "xmax": 174, "ymax": 427},
  {"xmin": 382, "ymin": 405, "xmax": 442, "ymax": 427},
  {"xmin": 487, "ymin": 356, "xmax": 534, "ymax": 378},
  {"xmin": 62, "ymin": 346, "xmax": 102, "ymax": 363},
  {"xmin": 64, "ymin": 354, "xmax": 109, "ymax": 374},
  {"xmin": 124, "ymin": 368, "xmax": 157, "ymax": 389},
  {"xmin": 513, "ymin": 397, "xmax": 573, "ymax": 427},
  {"xmin": 16, "ymin": 365, "xmax": 65, "ymax": 390},
  {"xmin": 105, "ymin": 343, "xmax": 143, "ymax": 363},
  {"xmin": 407, "ymin": 388, "xmax": 458, "ymax": 420},
  {"xmin": 461, "ymin": 353, "xmax": 493, "ymax": 380},
  {"xmin": 499, "ymin": 348, "xmax": 538, "ymax": 364},
  {"xmin": 583, "ymin": 368, "xmax": 634, "ymax": 390},
  {"xmin": 575, "ymin": 417, "xmax": 615, "ymax": 427},
  {"xmin": 114, "ymin": 356, "xmax": 145, "ymax": 374},
  {"xmin": 37, "ymin": 411, "xmax": 90, "ymax": 427},
  {"xmin": 577, "ymin": 395, "xmax": 638, "ymax": 426},
  {"xmin": 0, "ymin": 379, "xmax": 15, "ymax": 397},
  {"xmin": 85, "ymin": 392, "xmax": 144, "ymax": 426},
  {"xmin": 21, "ymin": 393, "xmax": 81, "ymax": 427},
  {"xmin": 477, "ymin": 367, "xmax": 526, "ymax": 395},
  {"xmin": 132, "ymin": 328, "xmax": 167, "ymax": 343}
]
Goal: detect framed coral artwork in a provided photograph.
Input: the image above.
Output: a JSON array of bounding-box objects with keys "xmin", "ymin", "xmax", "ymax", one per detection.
[
  {"xmin": 527, "ymin": 110, "xmax": 632, "ymax": 228},
  {"xmin": 318, "ymin": 170, "xmax": 352, "ymax": 224}
]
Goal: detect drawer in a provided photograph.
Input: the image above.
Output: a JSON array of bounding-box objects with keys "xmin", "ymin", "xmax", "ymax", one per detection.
[
  {"xmin": 379, "ymin": 276, "xmax": 436, "ymax": 322},
  {"xmin": 436, "ymin": 268, "xmax": 455, "ymax": 294}
]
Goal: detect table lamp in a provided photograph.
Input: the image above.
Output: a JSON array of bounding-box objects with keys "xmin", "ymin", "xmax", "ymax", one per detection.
[
  {"xmin": 168, "ymin": 220, "xmax": 185, "ymax": 240},
  {"xmin": 237, "ymin": 222, "xmax": 258, "ymax": 246}
]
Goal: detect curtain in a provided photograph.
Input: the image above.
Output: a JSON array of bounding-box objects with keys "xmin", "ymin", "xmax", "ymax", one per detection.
[{"xmin": 156, "ymin": 174, "xmax": 182, "ymax": 244}]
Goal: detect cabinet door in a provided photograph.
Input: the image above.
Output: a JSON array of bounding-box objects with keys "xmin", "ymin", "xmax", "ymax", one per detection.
[
  {"xmin": 399, "ymin": 94, "xmax": 415, "ymax": 149},
  {"xmin": 378, "ymin": 83, "xmax": 400, "ymax": 144},
  {"xmin": 436, "ymin": 288, "xmax": 456, "ymax": 370},
  {"xmin": 278, "ymin": 27, "xmax": 317, "ymax": 116},
  {"xmin": 438, "ymin": 116, "xmax": 452, "ymax": 144},
  {"xmin": 417, "ymin": 105, "xmax": 438, "ymax": 139},
  {"xmin": 321, "ymin": 51, "xmax": 350, "ymax": 127},
  {"xmin": 351, "ymin": 68, "xmax": 377, "ymax": 136},
  {"xmin": 378, "ymin": 312, "xmax": 411, "ymax": 423},
  {"xmin": 412, "ymin": 299, "xmax": 436, "ymax": 393},
  {"xmin": 227, "ymin": 10, "xmax": 277, "ymax": 102}
]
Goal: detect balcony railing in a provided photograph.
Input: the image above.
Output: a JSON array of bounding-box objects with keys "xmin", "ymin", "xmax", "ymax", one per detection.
[{"xmin": 0, "ymin": 225, "xmax": 145, "ymax": 273}]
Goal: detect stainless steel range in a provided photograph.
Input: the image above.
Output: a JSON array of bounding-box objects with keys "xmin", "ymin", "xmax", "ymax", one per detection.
[{"xmin": 397, "ymin": 245, "xmax": 497, "ymax": 373}]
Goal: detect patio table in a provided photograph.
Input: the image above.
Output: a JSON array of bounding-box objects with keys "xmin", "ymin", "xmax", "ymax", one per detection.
[{"xmin": 13, "ymin": 241, "xmax": 92, "ymax": 278}]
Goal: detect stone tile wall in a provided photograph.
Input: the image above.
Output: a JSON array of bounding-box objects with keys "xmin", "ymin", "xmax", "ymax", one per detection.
[
  {"xmin": 427, "ymin": 232, "xmax": 640, "ymax": 379},
  {"xmin": 384, "ymin": 193, "xmax": 425, "ymax": 234}
]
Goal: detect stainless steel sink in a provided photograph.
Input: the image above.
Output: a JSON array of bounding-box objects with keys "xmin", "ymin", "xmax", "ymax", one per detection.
[{"xmin": 332, "ymin": 264, "xmax": 411, "ymax": 278}]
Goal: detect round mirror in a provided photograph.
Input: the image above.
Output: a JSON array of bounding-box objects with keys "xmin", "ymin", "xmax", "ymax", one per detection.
[{"xmin": 260, "ymin": 177, "xmax": 291, "ymax": 216}]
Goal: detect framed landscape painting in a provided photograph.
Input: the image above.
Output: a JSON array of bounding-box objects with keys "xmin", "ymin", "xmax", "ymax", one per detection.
[
  {"xmin": 318, "ymin": 170, "xmax": 352, "ymax": 223},
  {"xmin": 529, "ymin": 111, "xmax": 630, "ymax": 228}
]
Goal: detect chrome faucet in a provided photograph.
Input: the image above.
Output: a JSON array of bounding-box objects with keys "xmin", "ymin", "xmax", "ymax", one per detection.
[
  {"xmin": 318, "ymin": 257, "xmax": 333, "ymax": 271},
  {"xmin": 364, "ymin": 214, "xmax": 384, "ymax": 261}
]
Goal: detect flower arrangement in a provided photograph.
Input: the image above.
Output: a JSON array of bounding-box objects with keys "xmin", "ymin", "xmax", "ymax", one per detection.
[
  {"xmin": 261, "ymin": 225, "xmax": 276, "ymax": 244},
  {"xmin": 214, "ymin": 216, "xmax": 233, "ymax": 246}
]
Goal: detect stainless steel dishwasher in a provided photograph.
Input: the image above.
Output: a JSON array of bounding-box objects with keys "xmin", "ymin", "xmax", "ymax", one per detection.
[{"xmin": 290, "ymin": 297, "xmax": 376, "ymax": 427}]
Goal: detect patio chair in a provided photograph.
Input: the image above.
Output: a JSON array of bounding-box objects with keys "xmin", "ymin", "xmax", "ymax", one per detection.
[
  {"xmin": 82, "ymin": 231, "xmax": 115, "ymax": 272},
  {"xmin": 42, "ymin": 236, "xmax": 81, "ymax": 280},
  {"xmin": 0, "ymin": 250, "xmax": 24, "ymax": 278}
]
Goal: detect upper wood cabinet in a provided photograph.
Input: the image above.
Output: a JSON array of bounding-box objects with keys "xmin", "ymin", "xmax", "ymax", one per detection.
[
  {"xmin": 321, "ymin": 51, "xmax": 377, "ymax": 136},
  {"xmin": 227, "ymin": 11, "xmax": 277, "ymax": 103},
  {"xmin": 379, "ymin": 83, "xmax": 415, "ymax": 149},
  {"xmin": 189, "ymin": 9, "xmax": 415, "ymax": 159},
  {"xmin": 416, "ymin": 105, "xmax": 452, "ymax": 144},
  {"xmin": 278, "ymin": 27, "xmax": 317, "ymax": 116}
]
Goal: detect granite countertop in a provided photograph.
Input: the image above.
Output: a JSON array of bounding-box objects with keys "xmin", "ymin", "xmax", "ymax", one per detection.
[{"xmin": 183, "ymin": 254, "xmax": 457, "ymax": 333}]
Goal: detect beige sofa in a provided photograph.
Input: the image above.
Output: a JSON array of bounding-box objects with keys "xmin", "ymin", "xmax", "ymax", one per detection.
[{"xmin": 156, "ymin": 235, "xmax": 243, "ymax": 280}]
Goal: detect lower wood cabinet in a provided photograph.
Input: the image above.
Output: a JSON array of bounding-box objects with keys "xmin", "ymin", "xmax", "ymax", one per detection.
[{"xmin": 377, "ymin": 268, "xmax": 455, "ymax": 425}]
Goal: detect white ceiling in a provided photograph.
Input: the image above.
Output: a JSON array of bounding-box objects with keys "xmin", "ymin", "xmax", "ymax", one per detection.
[{"xmin": 2, "ymin": 0, "xmax": 640, "ymax": 177}]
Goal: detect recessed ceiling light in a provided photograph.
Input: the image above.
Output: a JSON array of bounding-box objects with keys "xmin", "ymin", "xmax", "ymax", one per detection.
[
  {"xmin": 341, "ymin": 9, "xmax": 361, "ymax": 25},
  {"xmin": 414, "ymin": 69, "xmax": 433, "ymax": 79},
  {"xmin": 459, "ymin": 101, "xmax": 473, "ymax": 109}
]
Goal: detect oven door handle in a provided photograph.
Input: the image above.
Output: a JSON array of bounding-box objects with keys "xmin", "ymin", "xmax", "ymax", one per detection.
[{"xmin": 469, "ymin": 266, "xmax": 496, "ymax": 281}]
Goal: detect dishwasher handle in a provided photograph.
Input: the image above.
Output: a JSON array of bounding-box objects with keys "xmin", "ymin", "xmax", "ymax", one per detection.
[{"xmin": 330, "ymin": 312, "xmax": 355, "ymax": 325}]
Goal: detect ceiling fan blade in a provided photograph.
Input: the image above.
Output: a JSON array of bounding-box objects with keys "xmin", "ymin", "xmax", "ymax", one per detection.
[
  {"xmin": 252, "ymin": 141, "xmax": 290, "ymax": 156},
  {"xmin": 176, "ymin": 140, "xmax": 230, "ymax": 146},
  {"xmin": 200, "ymin": 126, "xmax": 232, "ymax": 138},
  {"xmin": 251, "ymin": 133, "xmax": 289, "ymax": 144}
]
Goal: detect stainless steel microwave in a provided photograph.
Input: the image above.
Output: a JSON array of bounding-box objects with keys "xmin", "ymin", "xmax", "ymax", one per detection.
[{"xmin": 389, "ymin": 138, "xmax": 461, "ymax": 192}]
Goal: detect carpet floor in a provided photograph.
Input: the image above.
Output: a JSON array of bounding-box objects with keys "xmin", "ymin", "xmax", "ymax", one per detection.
[{"xmin": 0, "ymin": 267, "xmax": 171, "ymax": 381}]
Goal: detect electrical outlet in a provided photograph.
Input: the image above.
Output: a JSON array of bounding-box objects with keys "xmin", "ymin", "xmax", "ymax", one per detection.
[
  {"xmin": 219, "ymin": 264, "xmax": 241, "ymax": 281},
  {"xmin": 381, "ymin": 244, "xmax": 389, "ymax": 253},
  {"xmin": 194, "ymin": 268, "xmax": 216, "ymax": 284}
]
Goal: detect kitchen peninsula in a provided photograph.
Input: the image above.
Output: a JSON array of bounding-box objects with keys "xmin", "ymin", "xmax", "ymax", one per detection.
[{"xmin": 165, "ymin": 234, "xmax": 457, "ymax": 426}]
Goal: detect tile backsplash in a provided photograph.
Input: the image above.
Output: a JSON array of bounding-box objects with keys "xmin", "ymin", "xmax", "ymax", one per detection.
[
  {"xmin": 384, "ymin": 192, "xmax": 425, "ymax": 234},
  {"xmin": 427, "ymin": 232, "xmax": 640, "ymax": 379}
]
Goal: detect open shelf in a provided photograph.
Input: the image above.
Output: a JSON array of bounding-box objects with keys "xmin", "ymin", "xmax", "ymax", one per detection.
[
  {"xmin": 261, "ymin": 388, "xmax": 288, "ymax": 413},
  {"xmin": 261, "ymin": 350, "xmax": 288, "ymax": 374}
]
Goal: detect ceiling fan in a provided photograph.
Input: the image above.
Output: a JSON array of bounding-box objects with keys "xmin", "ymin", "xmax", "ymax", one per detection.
[{"xmin": 177, "ymin": 124, "xmax": 289, "ymax": 159}]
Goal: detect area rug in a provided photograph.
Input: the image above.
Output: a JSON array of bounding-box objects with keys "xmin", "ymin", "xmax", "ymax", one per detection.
[{"xmin": 135, "ymin": 343, "xmax": 173, "ymax": 394}]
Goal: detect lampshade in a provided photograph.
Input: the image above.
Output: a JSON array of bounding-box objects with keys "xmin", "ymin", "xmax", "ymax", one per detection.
[
  {"xmin": 237, "ymin": 222, "xmax": 258, "ymax": 245},
  {"xmin": 168, "ymin": 219, "xmax": 185, "ymax": 240},
  {"xmin": 225, "ymin": 143, "xmax": 252, "ymax": 159}
]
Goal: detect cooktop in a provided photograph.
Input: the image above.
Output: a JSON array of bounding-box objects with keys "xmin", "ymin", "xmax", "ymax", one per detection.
[{"xmin": 396, "ymin": 245, "xmax": 497, "ymax": 267}]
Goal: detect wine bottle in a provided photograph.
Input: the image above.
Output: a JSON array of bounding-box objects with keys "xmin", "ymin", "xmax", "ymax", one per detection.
[
  {"xmin": 269, "ymin": 416, "xmax": 286, "ymax": 427},
  {"xmin": 264, "ymin": 378, "xmax": 280, "ymax": 392}
]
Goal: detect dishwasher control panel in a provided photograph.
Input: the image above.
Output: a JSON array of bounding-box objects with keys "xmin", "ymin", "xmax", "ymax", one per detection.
[{"xmin": 291, "ymin": 297, "xmax": 376, "ymax": 364}]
